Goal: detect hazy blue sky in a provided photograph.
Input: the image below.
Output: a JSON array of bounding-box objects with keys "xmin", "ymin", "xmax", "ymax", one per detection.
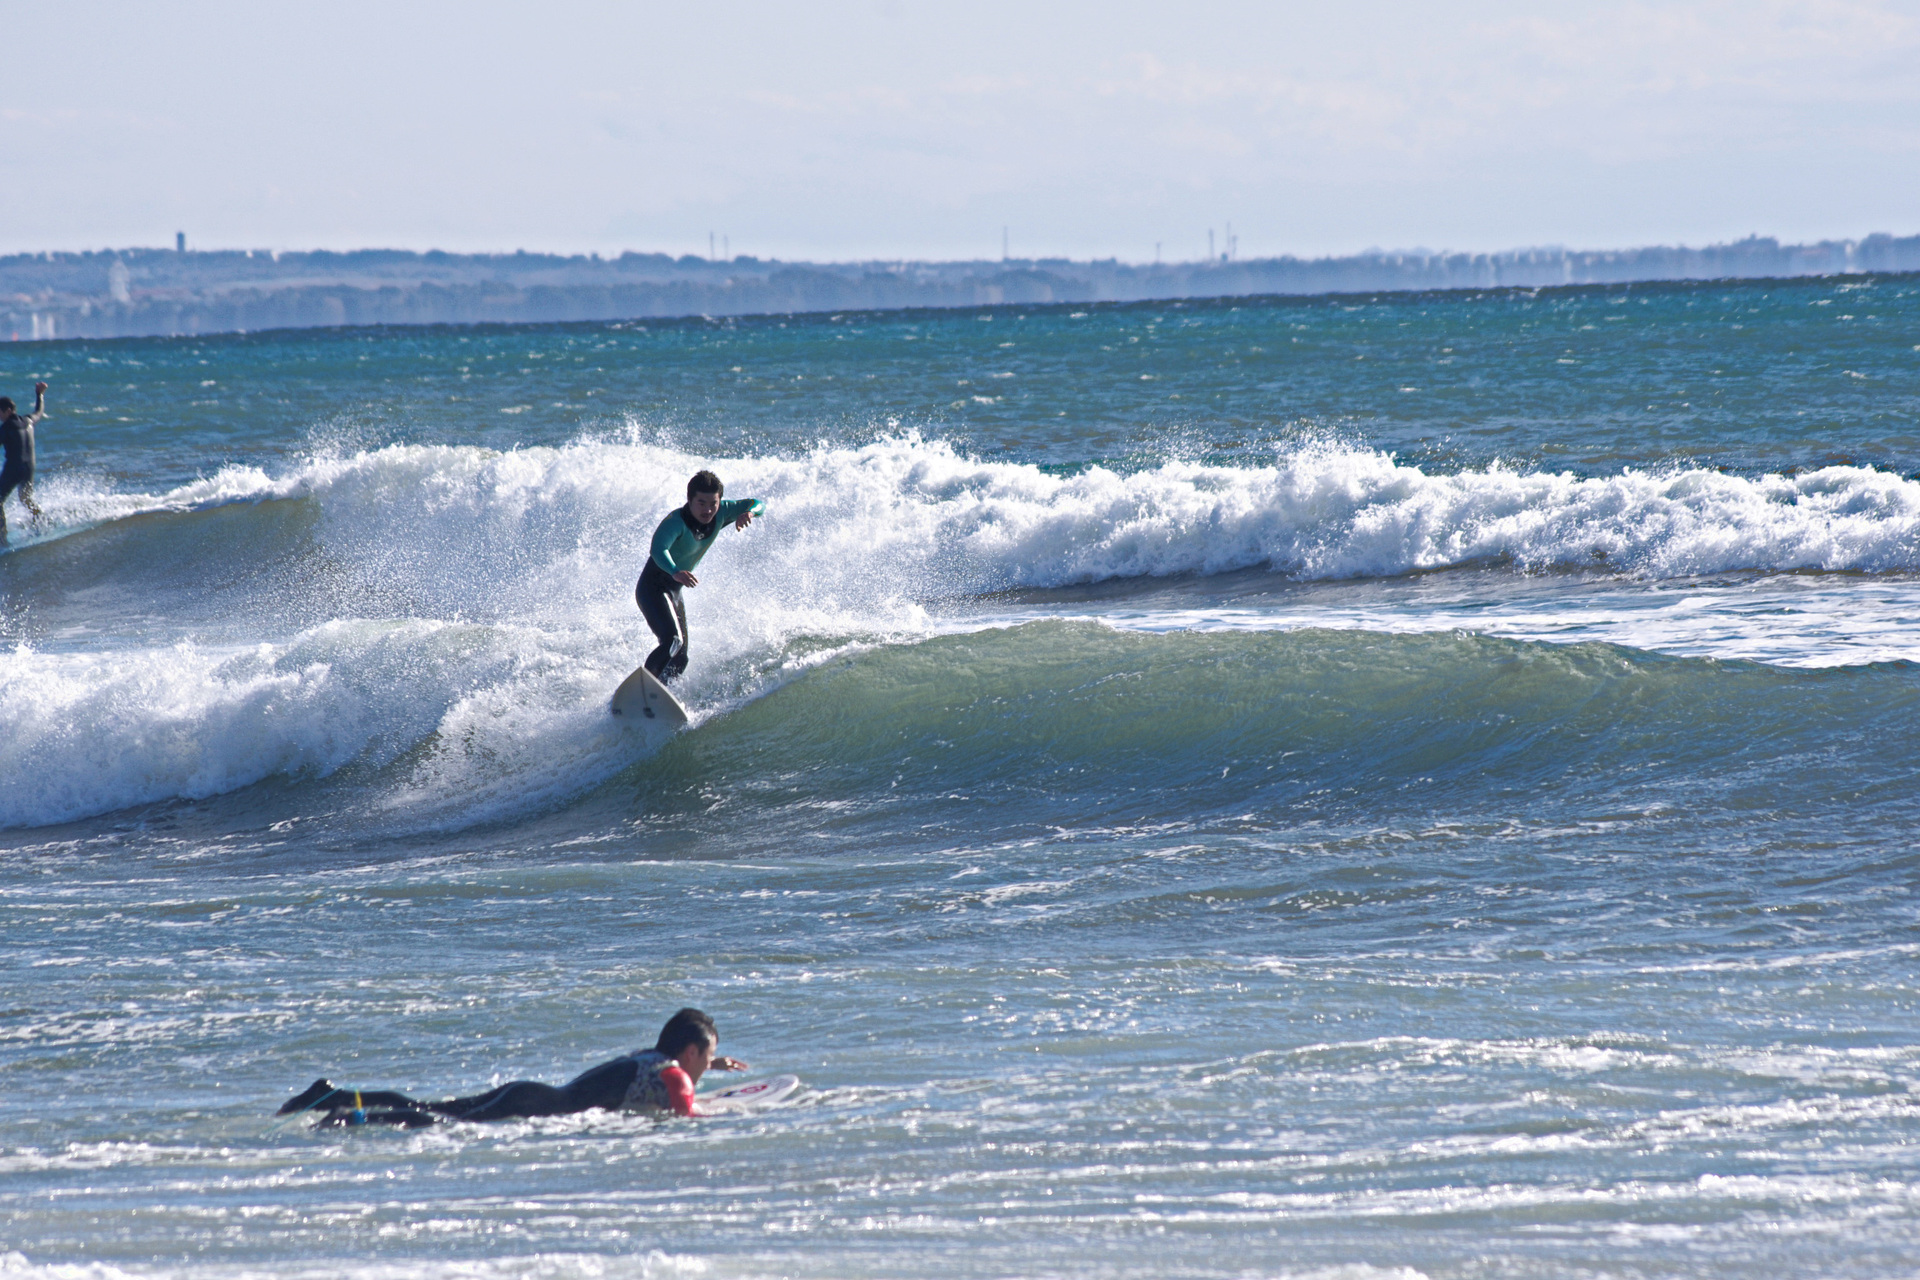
[{"xmin": 5, "ymin": 1, "xmax": 1918, "ymax": 260}]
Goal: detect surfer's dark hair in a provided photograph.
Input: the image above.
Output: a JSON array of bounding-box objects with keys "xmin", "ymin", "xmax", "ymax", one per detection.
[
  {"xmin": 0, "ymin": 398, "xmax": 13, "ymax": 413},
  {"xmin": 687, "ymin": 470, "xmax": 724, "ymax": 499},
  {"xmin": 656, "ymin": 1007, "xmax": 717, "ymax": 1056}
]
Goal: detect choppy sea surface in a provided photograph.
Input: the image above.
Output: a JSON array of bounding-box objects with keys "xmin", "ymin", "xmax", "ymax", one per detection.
[{"xmin": 3, "ymin": 278, "xmax": 1919, "ymax": 1279}]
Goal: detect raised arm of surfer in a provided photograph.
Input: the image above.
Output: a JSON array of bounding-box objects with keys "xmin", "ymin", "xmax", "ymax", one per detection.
[
  {"xmin": 635, "ymin": 470, "xmax": 765, "ymax": 683},
  {"xmin": 276, "ymin": 1007, "xmax": 748, "ymax": 1127},
  {"xmin": 0, "ymin": 381, "xmax": 48, "ymax": 541}
]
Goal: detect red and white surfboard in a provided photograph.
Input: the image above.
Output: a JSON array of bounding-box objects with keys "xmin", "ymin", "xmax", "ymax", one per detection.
[{"xmin": 699, "ymin": 1074, "xmax": 800, "ymax": 1113}]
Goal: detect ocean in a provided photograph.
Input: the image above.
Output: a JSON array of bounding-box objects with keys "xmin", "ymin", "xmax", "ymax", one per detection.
[{"xmin": 2, "ymin": 276, "xmax": 1918, "ymax": 1279}]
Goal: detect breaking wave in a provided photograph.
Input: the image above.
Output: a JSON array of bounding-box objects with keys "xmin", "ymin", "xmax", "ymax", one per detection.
[{"xmin": 6, "ymin": 433, "xmax": 1920, "ymax": 831}]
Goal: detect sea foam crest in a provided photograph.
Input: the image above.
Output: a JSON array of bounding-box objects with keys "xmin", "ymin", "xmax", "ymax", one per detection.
[
  {"xmin": 33, "ymin": 433, "xmax": 1920, "ymax": 593},
  {"xmin": 268, "ymin": 432, "xmax": 1920, "ymax": 590},
  {"xmin": 798, "ymin": 437, "xmax": 1920, "ymax": 584}
]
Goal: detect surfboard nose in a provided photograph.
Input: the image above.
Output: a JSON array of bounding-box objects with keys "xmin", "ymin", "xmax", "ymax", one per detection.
[{"xmin": 610, "ymin": 664, "xmax": 690, "ymax": 728}]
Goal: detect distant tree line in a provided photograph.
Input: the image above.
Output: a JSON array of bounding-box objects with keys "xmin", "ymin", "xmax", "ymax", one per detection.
[{"xmin": 4, "ymin": 234, "xmax": 1918, "ymax": 342}]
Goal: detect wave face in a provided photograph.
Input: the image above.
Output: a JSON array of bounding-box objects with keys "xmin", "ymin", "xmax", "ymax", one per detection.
[
  {"xmin": 622, "ymin": 622, "xmax": 1920, "ymax": 849},
  {"xmin": 7, "ymin": 434, "xmax": 1920, "ymax": 831}
]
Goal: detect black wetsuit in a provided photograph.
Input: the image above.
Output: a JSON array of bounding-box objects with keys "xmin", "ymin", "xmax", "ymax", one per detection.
[
  {"xmin": 636, "ymin": 498, "xmax": 761, "ymax": 683},
  {"xmin": 279, "ymin": 1050, "xmax": 688, "ymax": 1128},
  {"xmin": 0, "ymin": 410, "xmax": 34, "ymax": 536},
  {"xmin": 635, "ymin": 558, "xmax": 692, "ymax": 682}
]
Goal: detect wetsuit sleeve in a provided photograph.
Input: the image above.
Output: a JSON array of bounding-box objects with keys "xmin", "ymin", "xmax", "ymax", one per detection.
[
  {"xmin": 720, "ymin": 498, "xmax": 764, "ymax": 523},
  {"xmin": 650, "ymin": 512, "xmax": 688, "ymax": 575},
  {"xmin": 660, "ymin": 1064, "xmax": 696, "ymax": 1116}
]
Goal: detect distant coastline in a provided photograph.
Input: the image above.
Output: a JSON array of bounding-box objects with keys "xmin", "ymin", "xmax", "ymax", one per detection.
[{"xmin": 5, "ymin": 233, "xmax": 1918, "ymax": 342}]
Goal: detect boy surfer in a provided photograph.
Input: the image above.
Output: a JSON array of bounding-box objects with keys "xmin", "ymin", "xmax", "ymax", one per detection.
[
  {"xmin": 275, "ymin": 1008, "xmax": 747, "ymax": 1126},
  {"xmin": 637, "ymin": 470, "xmax": 763, "ymax": 683},
  {"xmin": 0, "ymin": 382, "xmax": 48, "ymax": 542}
]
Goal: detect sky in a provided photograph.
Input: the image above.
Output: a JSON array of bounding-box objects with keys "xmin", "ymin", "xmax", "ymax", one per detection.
[{"xmin": 3, "ymin": 0, "xmax": 1918, "ymax": 262}]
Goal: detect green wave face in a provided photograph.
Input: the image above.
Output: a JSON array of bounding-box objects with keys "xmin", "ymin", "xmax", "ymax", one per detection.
[{"xmin": 612, "ymin": 622, "xmax": 1920, "ymax": 855}]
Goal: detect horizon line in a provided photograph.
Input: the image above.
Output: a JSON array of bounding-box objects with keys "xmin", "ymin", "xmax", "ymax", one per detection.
[{"xmin": 6, "ymin": 229, "xmax": 1918, "ymax": 269}]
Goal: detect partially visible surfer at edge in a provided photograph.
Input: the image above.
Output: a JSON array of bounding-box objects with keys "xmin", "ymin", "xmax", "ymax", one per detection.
[
  {"xmin": 274, "ymin": 1007, "xmax": 747, "ymax": 1127},
  {"xmin": 0, "ymin": 381, "xmax": 49, "ymax": 543},
  {"xmin": 638, "ymin": 469, "xmax": 764, "ymax": 683}
]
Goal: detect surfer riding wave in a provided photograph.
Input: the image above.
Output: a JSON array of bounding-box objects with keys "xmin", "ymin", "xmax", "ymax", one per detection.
[
  {"xmin": 0, "ymin": 382, "xmax": 49, "ymax": 542},
  {"xmin": 636, "ymin": 470, "xmax": 764, "ymax": 683}
]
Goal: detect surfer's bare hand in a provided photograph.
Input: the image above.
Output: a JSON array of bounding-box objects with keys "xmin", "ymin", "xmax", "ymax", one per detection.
[
  {"xmin": 673, "ymin": 570, "xmax": 698, "ymax": 587},
  {"xmin": 34, "ymin": 382, "xmax": 47, "ymax": 394},
  {"xmin": 713, "ymin": 1056, "xmax": 749, "ymax": 1071},
  {"xmin": 733, "ymin": 509, "xmax": 754, "ymax": 531}
]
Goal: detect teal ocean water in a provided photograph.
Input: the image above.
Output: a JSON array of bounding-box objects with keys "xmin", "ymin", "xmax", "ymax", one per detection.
[{"xmin": 3, "ymin": 277, "xmax": 1920, "ymax": 1279}]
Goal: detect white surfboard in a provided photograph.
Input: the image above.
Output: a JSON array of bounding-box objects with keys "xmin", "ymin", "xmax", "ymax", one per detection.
[
  {"xmin": 698, "ymin": 1074, "xmax": 800, "ymax": 1114},
  {"xmin": 610, "ymin": 663, "xmax": 690, "ymax": 727}
]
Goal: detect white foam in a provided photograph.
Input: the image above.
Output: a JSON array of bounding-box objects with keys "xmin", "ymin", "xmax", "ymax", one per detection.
[
  {"xmin": 0, "ymin": 1252, "xmax": 708, "ymax": 1280},
  {"xmin": 47, "ymin": 432, "xmax": 1920, "ymax": 593},
  {"xmin": 11, "ymin": 434, "xmax": 1920, "ymax": 829},
  {"xmin": 891, "ymin": 443, "xmax": 1920, "ymax": 584},
  {"xmin": 3, "ymin": 463, "xmax": 280, "ymax": 542},
  {"xmin": 0, "ymin": 621, "xmax": 527, "ymax": 828},
  {"xmin": 1070, "ymin": 574, "xmax": 1920, "ymax": 668}
]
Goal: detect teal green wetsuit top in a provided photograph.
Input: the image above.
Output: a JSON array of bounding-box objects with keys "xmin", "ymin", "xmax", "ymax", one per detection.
[{"xmin": 650, "ymin": 498, "xmax": 764, "ymax": 577}]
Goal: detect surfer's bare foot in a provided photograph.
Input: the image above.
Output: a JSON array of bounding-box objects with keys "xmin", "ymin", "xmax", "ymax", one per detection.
[{"xmin": 277, "ymin": 1078, "xmax": 339, "ymax": 1114}]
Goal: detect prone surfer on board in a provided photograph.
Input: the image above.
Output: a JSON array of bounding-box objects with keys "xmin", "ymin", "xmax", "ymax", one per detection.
[
  {"xmin": 637, "ymin": 470, "xmax": 764, "ymax": 683},
  {"xmin": 275, "ymin": 1007, "xmax": 748, "ymax": 1127}
]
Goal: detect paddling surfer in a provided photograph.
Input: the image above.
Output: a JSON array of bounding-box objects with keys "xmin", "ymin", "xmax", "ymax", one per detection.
[
  {"xmin": 275, "ymin": 1007, "xmax": 748, "ymax": 1126},
  {"xmin": 0, "ymin": 382, "xmax": 48, "ymax": 542},
  {"xmin": 637, "ymin": 470, "xmax": 764, "ymax": 683}
]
